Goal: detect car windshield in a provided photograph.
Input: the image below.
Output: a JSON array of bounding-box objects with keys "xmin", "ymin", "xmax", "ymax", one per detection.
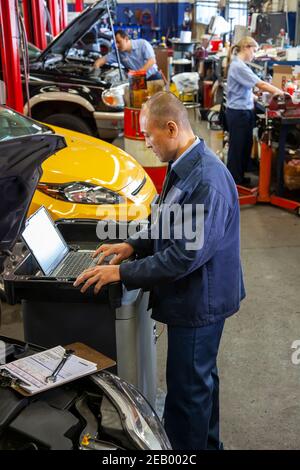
[{"xmin": 0, "ymin": 107, "xmax": 53, "ymax": 141}]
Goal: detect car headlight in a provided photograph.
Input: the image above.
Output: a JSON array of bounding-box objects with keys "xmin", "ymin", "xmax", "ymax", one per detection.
[
  {"xmin": 37, "ymin": 182, "xmax": 124, "ymax": 204},
  {"xmin": 91, "ymin": 372, "xmax": 172, "ymax": 450},
  {"xmin": 102, "ymin": 83, "xmax": 128, "ymax": 108}
]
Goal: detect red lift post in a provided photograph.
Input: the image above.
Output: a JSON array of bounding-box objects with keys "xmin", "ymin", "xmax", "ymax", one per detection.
[
  {"xmin": 22, "ymin": 0, "xmax": 34, "ymax": 44},
  {"xmin": 0, "ymin": 0, "xmax": 24, "ymax": 112},
  {"xmin": 59, "ymin": 0, "xmax": 68, "ymax": 31},
  {"xmin": 23, "ymin": 0, "xmax": 47, "ymax": 50},
  {"xmin": 48, "ymin": 0, "xmax": 68, "ymax": 35},
  {"xmin": 47, "ymin": 0, "xmax": 60, "ymax": 36},
  {"xmin": 31, "ymin": 0, "xmax": 48, "ymax": 50},
  {"xmin": 75, "ymin": 0, "xmax": 84, "ymax": 13}
]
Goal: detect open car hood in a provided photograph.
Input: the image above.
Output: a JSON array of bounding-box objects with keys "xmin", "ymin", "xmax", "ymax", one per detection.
[
  {"xmin": 0, "ymin": 134, "xmax": 66, "ymax": 271},
  {"xmin": 38, "ymin": 0, "xmax": 111, "ymax": 60}
]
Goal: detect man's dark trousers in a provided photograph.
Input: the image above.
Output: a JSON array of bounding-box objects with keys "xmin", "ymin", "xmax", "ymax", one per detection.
[{"xmin": 164, "ymin": 319, "xmax": 225, "ymax": 450}]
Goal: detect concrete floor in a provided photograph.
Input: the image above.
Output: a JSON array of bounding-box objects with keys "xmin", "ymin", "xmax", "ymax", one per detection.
[{"xmin": 1, "ymin": 116, "xmax": 300, "ymax": 449}]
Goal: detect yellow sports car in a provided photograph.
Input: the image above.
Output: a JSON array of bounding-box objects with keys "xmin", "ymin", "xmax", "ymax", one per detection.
[{"xmin": 0, "ymin": 106, "xmax": 156, "ymax": 223}]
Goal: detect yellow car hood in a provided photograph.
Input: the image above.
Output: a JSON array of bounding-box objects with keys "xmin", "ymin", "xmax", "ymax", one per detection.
[{"xmin": 40, "ymin": 126, "xmax": 142, "ymax": 192}]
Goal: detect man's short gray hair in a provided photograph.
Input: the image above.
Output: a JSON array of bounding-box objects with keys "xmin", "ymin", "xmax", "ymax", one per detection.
[{"xmin": 142, "ymin": 91, "xmax": 192, "ymax": 130}]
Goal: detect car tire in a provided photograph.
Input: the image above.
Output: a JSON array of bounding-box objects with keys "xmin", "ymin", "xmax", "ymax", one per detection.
[{"xmin": 43, "ymin": 114, "xmax": 93, "ymax": 135}]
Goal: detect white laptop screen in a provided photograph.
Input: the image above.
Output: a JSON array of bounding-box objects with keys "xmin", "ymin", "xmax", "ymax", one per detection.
[{"xmin": 22, "ymin": 207, "xmax": 69, "ymax": 275}]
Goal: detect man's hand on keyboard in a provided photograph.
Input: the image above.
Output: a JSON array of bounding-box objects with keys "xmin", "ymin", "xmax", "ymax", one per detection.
[
  {"xmin": 93, "ymin": 242, "xmax": 134, "ymax": 266},
  {"xmin": 73, "ymin": 265, "xmax": 120, "ymax": 295}
]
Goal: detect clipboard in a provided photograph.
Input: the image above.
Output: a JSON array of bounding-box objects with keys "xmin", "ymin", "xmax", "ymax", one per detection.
[
  {"xmin": 8, "ymin": 342, "xmax": 116, "ymax": 397},
  {"xmin": 65, "ymin": 342, "xmax": 116, "ymax": 371}
]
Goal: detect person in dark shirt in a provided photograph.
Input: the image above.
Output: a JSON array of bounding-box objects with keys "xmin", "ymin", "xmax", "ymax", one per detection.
[{"xmin": 74, "ymin": 92, "xmax": 245, "ymax": 450}]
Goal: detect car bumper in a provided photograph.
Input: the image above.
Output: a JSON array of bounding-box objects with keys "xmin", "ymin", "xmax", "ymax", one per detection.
[{"xmin": 94, "ymin": 110, "xmax": 124, "ymax": 139}]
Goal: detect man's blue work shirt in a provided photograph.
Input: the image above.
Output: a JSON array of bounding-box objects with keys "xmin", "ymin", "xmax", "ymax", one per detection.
[
  {"xmin": 106, "ymin": 39, "xmax": 158, "ymax": 78},
  {"xmin": 227, "ymin": 56, "xmax": 260, "ymax": 110},
  {"xmin": 120, "ymin": 139, "xmax": 246, "ymax": 327}
]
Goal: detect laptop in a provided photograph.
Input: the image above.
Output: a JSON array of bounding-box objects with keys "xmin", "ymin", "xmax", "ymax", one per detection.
[{"xmin": 21, "ymin": 206, "xmax": 106, "ymax": 279}]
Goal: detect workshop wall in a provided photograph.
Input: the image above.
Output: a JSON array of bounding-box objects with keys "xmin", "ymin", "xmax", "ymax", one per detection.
[
  {"xmin": 115, "ymin": 1, "xmax": 193, "ymax": 41},
  {"xmin": 67, "ymin": 1, "xmax": 193, "ymax": 40}
]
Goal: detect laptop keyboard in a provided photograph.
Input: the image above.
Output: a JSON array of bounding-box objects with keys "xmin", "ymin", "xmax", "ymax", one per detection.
[
  {"xmin": 55, "ymin": 252, "xmax": 97, "ymax": 278},
  {"xmin": 55, "ymin": 251, "xmax": 115, "ymax": 278}
]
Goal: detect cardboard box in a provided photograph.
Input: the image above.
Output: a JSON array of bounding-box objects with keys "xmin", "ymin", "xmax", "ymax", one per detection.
[
  {"xmin": 154, "ymin": 47, "xmax": 170, "ymax": 82},
  {"xmin": 284, "ymin": 160, "xmax": 300, "ymax": 191},
  {"xmin": 272, "ymin": 64, "xmax": 300, "ymax": 90},
  {"xmin": 272, "ymin": 65, "xmax": 293, "ymax": 89}
]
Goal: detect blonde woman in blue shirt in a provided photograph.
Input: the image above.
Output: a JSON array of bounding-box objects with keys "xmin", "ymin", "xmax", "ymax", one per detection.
[{"xmin": 226, "ymin": 36, "xmax": 283, "ymax": 185}]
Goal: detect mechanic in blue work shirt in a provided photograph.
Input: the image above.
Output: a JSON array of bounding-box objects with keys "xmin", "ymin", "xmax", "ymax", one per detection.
[
  {"xmin": 74, "ymin": 92, "xmax": 245, "ymax": 450},
  {"xmin": 94, "ymin": 30, "xmax": 161, "ymax": 80},
  {"xmin": 226, "ymin": 36, "xmax": 284, "ymax": 185}
]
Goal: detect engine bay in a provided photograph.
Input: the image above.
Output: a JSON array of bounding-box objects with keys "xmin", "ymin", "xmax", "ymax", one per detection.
[
  {"xmin": 35, "ymin": 49, "xmax": 126, "ymax": 87},
  {"xmin": 0, "ymin": 340, "xmax": 135, "ymax": 450}
]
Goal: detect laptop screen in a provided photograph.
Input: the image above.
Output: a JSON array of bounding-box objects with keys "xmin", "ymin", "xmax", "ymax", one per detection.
[{"xmin": 22, "ymin": 207, "xmax": 69, "ymax": 276}]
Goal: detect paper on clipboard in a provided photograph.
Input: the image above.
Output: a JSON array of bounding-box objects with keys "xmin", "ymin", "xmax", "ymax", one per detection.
[{"xmin": 0, "ymin": 345, "xmax": 97, "ymax": 395}]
